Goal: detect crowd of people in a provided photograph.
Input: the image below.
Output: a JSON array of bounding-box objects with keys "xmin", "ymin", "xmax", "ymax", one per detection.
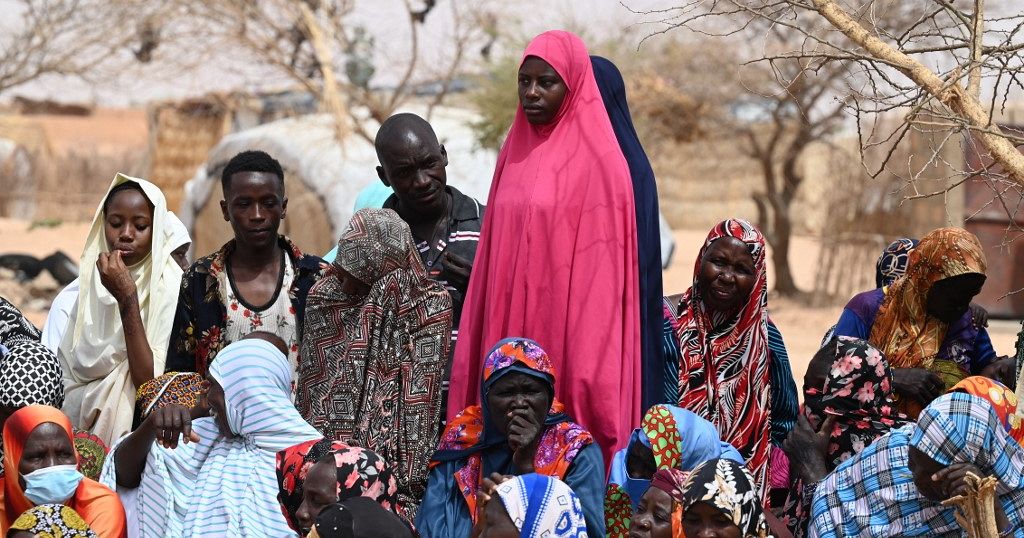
[{"xmin": 0, "ymin": 29, "xmax": 1022, "ymax": 538}]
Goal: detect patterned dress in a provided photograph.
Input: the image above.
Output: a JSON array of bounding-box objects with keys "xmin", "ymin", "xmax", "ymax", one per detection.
[{"xmin": 296, "ymin": 209, "xmax": 452, "ymax": 513}]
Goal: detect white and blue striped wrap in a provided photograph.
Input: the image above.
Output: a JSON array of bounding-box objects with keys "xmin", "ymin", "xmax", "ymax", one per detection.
[
  {"xmin": 101, "ymin": 338, "xmax": 321, "ymax": 537},
  {"xmin": 495, "ymin": 473, "xmax": 588, "ymax": 538}
]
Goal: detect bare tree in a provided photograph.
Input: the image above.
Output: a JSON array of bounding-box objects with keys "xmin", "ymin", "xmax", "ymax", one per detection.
[
  {"xmin": 0, "ymin": 0, "xmax": 166, "ymax": 96},
  {"xmin": 637, "ymin": 0, "xmax": 1024, "ymax": 232},
  {"xmin": 179, "ymin": 0, "xmax": 497, "ymax": 142}
]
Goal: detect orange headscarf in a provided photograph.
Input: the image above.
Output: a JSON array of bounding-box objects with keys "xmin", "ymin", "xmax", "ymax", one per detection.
[
  {"xmin": 869, "ymin": 228, "xmax": 986, "ymax": 372},
  {"xmin": 1, "ymin": 405, "xmax": 126, "ymax": 537}
]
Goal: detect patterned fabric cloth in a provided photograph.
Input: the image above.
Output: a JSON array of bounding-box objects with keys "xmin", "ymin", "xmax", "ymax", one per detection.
[
  {"xmin": 681, "ymin": 458, "xmax": 768, "ymax": 538},
  {"xmin": 100, "ymin": 338, "xmax": 322, "ymax": 537},
  {"xmin": 164, "ymin": 235, "xmax": 323, "ymax": 376},
  {"xmin": 276, "ymin": 438, "xmax": 350, "ymax": 531},
  {"xmin": 0, "ymin": 339, "xmax": 65, "ymax": 474},
  {"xmin": 216, "ymin": 252, "xmax": 299, "ymax": 380},
  {"xmin": 649, "ymin": 468, "xmax": 688, "ymax": 538},
  {"xmin": 276, "ymin": 438, "xmax": 401, "ymax": 532},
  {"xmin": 869, "ymin": 227, "xmax": 988, "ymax": 415},
  {"xmin": 605, "ymin": 405, "xmax": 743, "ymax": 535},
  {"xmin": 819, "ymin": 336, "xmax": 909, "ymax": 467},
  {"xmin": 495, "ymin": 473, "xmax": 589, "ymax": 538},
  {"xmin": 875, "ymin": 238, "xmax": 919, "ymax": 289},
  {"xmin": 781, "ymin": 337, "xmax": 908, "ymax": 538},
  {"xmin": 72, "ymin": 431, "xmax": 108, "ymax": 481},
  {"xmin": 661, "ymin": 299, "xmax": 682, "ymax": 404},
  {"xmin": 810, "ymin": 393, "xmax": 1024, "ymax": 537},
  {"xmin": 3, "ymin": 405, "xmax": 126, "ymax": 537},
  {"xmin": 0, "ymin": 296, "xmax": 42, "ymax": 344},
  {"xmin": 8, "ymin": 503, "xmax": 98, "ymax": 537},
  {"xmin": 297, "ymin": 208, "xmax": 452, "ymax": 511},
  {"xmin": 134, "ymin": 372, "xmax": 204, "ymax": 421},
  {"xmin": 428, "ymin": 338, "xmax": 595, "ymax": 523},
  {"xmin": 949, "ymin": 376, "xmax": 1024, "ymax": 443},
  {"xmin": 675, "ymin": 219, "xmax": 774, "ymax": 502}
]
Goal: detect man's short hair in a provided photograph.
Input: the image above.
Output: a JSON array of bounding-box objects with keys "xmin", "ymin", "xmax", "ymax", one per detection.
[{"xmin": 221, "ymin": 150, "xmax": 285, "ymax": 194}]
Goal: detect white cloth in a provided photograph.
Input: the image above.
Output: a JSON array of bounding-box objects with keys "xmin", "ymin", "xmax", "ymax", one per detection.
[
  {"xmin": 41, "ymin": 278, "xmax": 80, "ymax": 353},
  {"xmin": 59, "ymin": 174, "xmax": 184, "ymax": 445},
  {"xmin": 165, "ymin": 212, "xmax": 191, "ymax": 252},
  {"xmin": 100, "ymin": 339, "xmax": 321, "ymax": 538}
]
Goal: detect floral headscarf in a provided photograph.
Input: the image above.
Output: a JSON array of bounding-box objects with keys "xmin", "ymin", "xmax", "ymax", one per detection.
[
  {"xmin": 430, "ymin": 338, "xmax": 593, "ymax": 522},
  {"xmin": 72, "ymin": 431, "xmax": 108, "ymax": 481},
  {"xmin": 681, "ymin": 458, "xmax": 768, "ymax": 538},
  {"xmin": 276, "ymin": 438, "xmax": 351, "ymax": 532},
  {"xmin": 949, "ymin": 376, "xmax": 1024, "ymax": 444},
  {"xmin": 819, "ymin": 336, "xmax": 909, "ymax": 467},
  {"xmin": 9, "ymin": 503, "xmax": 97, "ymax": 537}
]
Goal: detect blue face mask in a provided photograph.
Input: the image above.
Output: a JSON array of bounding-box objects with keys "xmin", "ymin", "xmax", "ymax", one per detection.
[{"xmin": 22, "ymin": 464, "xmax": 84, "ymax": 505}]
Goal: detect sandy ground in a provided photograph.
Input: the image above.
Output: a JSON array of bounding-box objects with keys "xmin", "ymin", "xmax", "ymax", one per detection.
[{"xmin": 1, "ymin": 219, "xmax": 1021, "ymax": 383}]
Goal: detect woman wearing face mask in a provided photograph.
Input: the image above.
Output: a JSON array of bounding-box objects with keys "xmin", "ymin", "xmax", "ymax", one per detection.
[{"xmin": 0, "ymin": 405, "xmax": 125, "ymax": 536}]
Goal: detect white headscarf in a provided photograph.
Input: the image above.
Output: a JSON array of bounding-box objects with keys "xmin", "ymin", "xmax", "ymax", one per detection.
[
  {"xmin": 101, "ymin": 338, "xmax": 321, "ymax": 537},
  {"xmin": 495, "ymin": 474, "xmax": 589, "ymax": 538},
  {"xmin": 58, "ymin": 173, "xmax": 184, "ymax": 444},
  {"xmin": 165, "ymin": 212, "xmax": 191, "ymax": 251}
]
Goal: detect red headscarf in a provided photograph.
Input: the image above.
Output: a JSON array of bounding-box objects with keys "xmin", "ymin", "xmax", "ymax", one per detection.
[
  {"xmin": 675, "ymin": 219, "xmax": 772, "ymax": 502},
  {"xmin": 1, "ymin": 405, "xmax": 125, "ymax": 537},
  {"xmin": 448, "ymin": 29, "xmax": 641, "ymax": 466}
]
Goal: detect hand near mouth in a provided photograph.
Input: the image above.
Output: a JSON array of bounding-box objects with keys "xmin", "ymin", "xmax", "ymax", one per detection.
[{"xmin": 98, "ymin": 250, "xmax": 138, "ymax": 304}]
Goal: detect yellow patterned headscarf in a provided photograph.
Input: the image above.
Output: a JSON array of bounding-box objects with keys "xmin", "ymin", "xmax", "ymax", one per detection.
[{"xmin": 869, "ymin": 227, "xmax": 986, "ymax": 373}]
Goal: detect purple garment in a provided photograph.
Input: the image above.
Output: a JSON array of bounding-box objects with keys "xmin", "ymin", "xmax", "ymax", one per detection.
[{"xmin": 836, "ymin": 289, "xmax": 994, "ymax": 374}]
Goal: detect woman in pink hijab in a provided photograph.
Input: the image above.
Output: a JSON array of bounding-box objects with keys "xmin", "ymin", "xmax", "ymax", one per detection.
[{"xmin": 448, "ymin": 30, "xmax": 641, "ymax": 464}]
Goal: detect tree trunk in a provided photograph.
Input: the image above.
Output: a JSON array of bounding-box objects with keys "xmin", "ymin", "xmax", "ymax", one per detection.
[{"xmin": 771, "ymin": 205, "xmax": 800, "ymax": 295}]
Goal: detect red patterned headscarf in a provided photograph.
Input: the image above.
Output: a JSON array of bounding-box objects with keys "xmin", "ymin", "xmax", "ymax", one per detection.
[
  {"xmin": 675, "ymin": 219, "xmax": 771, "ymax": 501},
  {"xmin": 430, "ymin": 338, "xmax": 593, "ymax": 522}
]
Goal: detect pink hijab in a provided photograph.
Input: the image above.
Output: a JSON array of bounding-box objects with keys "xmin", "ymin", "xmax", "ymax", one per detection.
[{"xmin": 448, "ymin": 30, "xmax": 641, "ymax": 464}]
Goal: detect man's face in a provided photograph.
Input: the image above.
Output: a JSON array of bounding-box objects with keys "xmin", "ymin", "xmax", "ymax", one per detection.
[
  {"xmin": 377, "ymin": 130, "xmax": 448, "ymax": 217},
  {"xmin": 220, "ymin": 171, "xmax": 287, "ymax": 249}
]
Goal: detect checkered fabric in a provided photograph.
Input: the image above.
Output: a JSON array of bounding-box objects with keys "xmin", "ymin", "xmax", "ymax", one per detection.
[{"xmin": 810, "ymin": 393, "xmax": 1024, "ymax": 538}]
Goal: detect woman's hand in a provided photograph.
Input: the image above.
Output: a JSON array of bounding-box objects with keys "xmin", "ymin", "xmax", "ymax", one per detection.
[
  {"xmin": 471, "ymin": 473, "xmax": 512, "ymax": 538},
  {"xmin": 507, "ymin": 409, "xmax": 543, "ymax": 474},
  {"xmin": 892, "ymin": 367, "xmax": 944, "ymax": 405},
  {"xmin": 782, "ymin": 415, "xmax": 832, "ymax": 484},
  {"xmin": 981, "ymin": 356, "xmax": 1016, "ymax": 389},
  {"xmin": 148, "ymin": 403, "xmax": 200, "ymax": 449},
  {"xmin": 97, "ymin": 250, "xmax": 137, "ymax": 304}
]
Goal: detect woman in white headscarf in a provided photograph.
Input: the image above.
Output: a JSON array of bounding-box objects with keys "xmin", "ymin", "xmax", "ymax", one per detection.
[
  {"xmin": 42, "ymin": 209, "xmax": 190, "ymax": 354},
  {"xmin": 58, "ymin": 174, "xmax": 186, "ymax": 444},
  {"xmin": 102, "ymin": 335, "xmax": 322, "ymax": 537}
]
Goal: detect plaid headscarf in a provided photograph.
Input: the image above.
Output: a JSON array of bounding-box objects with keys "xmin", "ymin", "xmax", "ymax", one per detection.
[{"xmin": 809, "ymin": 393, "xmax": 1024, "ymax": 537}]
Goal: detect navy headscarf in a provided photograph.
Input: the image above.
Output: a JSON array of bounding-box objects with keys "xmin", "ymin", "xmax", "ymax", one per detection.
[{"xmin": 592, "ymin": 56, "xmax": 666, "ymax": 409}]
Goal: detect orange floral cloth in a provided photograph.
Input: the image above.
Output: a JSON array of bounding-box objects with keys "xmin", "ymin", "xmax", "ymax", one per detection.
[
  {"xmin": 1, "ymin": 405, "xmax": 126, "ymax": 537},
  {"xmin": 949, "ymin": 376, "xmax": 1024, "ymax": 444}
]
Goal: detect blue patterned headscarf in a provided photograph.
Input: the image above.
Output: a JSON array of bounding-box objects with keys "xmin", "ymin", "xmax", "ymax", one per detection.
[
  {"xmin": 495, "ymin": 473, "xmax": 588, "ymax": 537},
  {"xmin": 875, "ymin": 238, "xmax": 919, "ymax": 288}
]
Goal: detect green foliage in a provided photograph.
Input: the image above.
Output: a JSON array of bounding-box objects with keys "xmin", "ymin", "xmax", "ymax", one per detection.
[
  {"xmin": 467, "ymin": 54, "xmax": 520, "ymax": 151},
  {"xmin": 28, "ymin": 218, "xmax": 62, "ymax": 230}
]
